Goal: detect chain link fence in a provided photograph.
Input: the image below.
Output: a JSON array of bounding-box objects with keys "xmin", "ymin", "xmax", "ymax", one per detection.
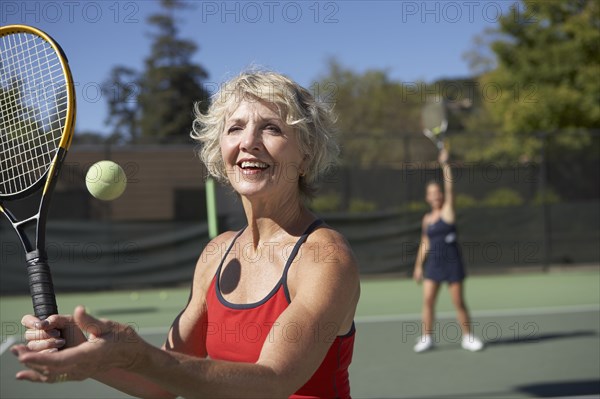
[{"xmin": 1, "ymin": 132, "xmax": 598, "ymax": 293}]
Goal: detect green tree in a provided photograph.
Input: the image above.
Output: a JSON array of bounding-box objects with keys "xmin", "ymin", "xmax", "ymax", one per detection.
[
  {"xmin": 103, "ymin": 0, "xmax": 209, "ymax": 143},
  {"xmin": 102, "ymin": 66, "xmax": 140, "ymax": 143},
  {"xmin": 316, "ymin": 60, "xmax": 426, "ymax": 167},
  {"xmin": 317, "ymin": 60, "xmax": 488, "ymax": 166},
  {"xmin": 0, "ymin": 78, "xmax": 44, "ymax": 143},
  {"xmin": 477, "ymin": 0, "xmax": 600, "ymax": 160},
  {"xmin": 138, "ymin": 0, "xmax": 209, "ymax": 143}
]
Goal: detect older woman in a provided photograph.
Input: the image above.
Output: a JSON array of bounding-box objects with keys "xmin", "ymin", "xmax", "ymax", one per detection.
[{"xmin": 12, "ymin": 71, "xmax": 360, "ymax": 398}]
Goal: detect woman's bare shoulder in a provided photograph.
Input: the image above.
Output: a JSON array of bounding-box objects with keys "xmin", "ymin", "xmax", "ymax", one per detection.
[{"xmin": 301, "ymin": 224, "xmax": 358, "ymax": 273}]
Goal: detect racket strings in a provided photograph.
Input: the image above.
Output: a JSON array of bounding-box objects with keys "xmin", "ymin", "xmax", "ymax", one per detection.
[{"xmin": 1, "ymin": 31, "xmax": 67, "ymax": 196}]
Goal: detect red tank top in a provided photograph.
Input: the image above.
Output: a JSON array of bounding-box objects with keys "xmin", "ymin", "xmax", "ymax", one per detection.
[{"xmin": 205, "ymin": 220, "xmax": 355, "ymax": 398}]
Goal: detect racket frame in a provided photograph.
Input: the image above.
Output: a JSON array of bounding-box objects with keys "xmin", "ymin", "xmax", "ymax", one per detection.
[
  {"xmin": 0, "ymin": 24, "xmax": 76, "ymax": 319},
  {"xmin": 421, "ymin": 98, "xmax": 448, "ymax": 151},
  {"xmin": 422, "ymin": 121, "xmax": 448, "ymax": 151}
]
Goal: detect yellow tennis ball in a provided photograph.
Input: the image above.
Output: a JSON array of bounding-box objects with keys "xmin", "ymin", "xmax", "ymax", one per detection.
[{"xmin": 85, "ymin": 160, "xmax": 127, "ymax": 201}]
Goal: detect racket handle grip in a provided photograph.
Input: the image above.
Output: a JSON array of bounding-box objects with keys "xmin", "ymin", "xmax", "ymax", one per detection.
[{"xmin": 26, "ymin": 257, "xmax": 59, "ymax": 320}]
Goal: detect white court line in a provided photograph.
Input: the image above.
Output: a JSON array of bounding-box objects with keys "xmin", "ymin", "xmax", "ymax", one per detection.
[
  {"xmin": 355, "ymin": 304, "xmax": 600, "ymax": 324},
  {"xmin": 133, "ymin": 304, "xmax": 600, "ymax": 337},
  {"xmin": 10, "ymin": 305, "xmax": 593, "ymax": 344},
  {"xmin": 0, "ymin": 336, "xmax": 17, "ymax": 356}
]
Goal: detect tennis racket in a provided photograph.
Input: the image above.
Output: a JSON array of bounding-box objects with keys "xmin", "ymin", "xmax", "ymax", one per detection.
[
  {"xmin": 0, "ymin": 25, "xmax": 76, "ymax": 320},
  {"xmin": 421, "ymin": 96, "xmax": 447, "ymax": 151}
]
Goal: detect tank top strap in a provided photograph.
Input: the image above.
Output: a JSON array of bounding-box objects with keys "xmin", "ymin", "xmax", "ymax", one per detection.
[
  {"xmin": 282, "ymin": 219, "xmax": 324, "ymax": 302},
  {"xmin": 214, "ymin": 221, "xmax": 322, "ymax": 277},
  {"xmin": 214, "ymin": 227, "xmax": 246, "ymax": 277}
]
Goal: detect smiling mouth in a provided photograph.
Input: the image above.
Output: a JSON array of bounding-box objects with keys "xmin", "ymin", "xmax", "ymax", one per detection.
[{"xmin": 237, "ymin": 160, "xmax": 270, "ymax": 174}]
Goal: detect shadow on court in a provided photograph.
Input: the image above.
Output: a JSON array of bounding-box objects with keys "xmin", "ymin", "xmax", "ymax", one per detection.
[
  {"xmin": 516, "ymin": 379, "xmax": 600, "ymax": 397},
  {"xmin": 485, "ymin": 330, "xmax": 599, "ymax": 346}
]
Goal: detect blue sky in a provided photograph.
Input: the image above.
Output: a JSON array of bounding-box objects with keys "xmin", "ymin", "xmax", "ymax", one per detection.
[{"xmin": 2, "ymin": 0, "xmax": 517, "ymax": 135}]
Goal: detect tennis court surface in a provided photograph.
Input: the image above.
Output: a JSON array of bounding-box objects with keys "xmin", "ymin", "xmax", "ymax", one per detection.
[{"xmin": 1, "ymin": 267, "xmax": 599, "ymax": 398}]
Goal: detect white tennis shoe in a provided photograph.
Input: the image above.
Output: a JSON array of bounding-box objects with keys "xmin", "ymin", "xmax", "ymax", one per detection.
[
  {"xmin": 414, "ymin": 335, "xmax": 434, "ymax": 353},
  {"xmin": 461, "ymin": 334, "xmax": 484, "ymax": 352}
]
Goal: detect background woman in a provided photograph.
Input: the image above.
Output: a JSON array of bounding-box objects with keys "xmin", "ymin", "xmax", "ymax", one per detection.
[{"xmin": 412, "ymin": 147, "xmax": 483, "ymax": 353}]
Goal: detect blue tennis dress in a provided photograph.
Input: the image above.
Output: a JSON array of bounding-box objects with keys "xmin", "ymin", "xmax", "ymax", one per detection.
[{"xmin": 424, "ymin": 218, "xmax": 466, "ymax": 283}]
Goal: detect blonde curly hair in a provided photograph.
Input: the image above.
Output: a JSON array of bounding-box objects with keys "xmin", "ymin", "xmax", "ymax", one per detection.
[{"xmin": 191, "ymin": 70, "xmax": 339, "ymax": 199}]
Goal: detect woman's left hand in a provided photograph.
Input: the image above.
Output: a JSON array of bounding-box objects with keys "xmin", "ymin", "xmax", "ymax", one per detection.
[
  {"xmin": 413, "ymin": 266, "xmax": 423, "ymax": 283},
  {"xmin": 11, "ymin": 306, "xmax": 142, "ymax": 383}
]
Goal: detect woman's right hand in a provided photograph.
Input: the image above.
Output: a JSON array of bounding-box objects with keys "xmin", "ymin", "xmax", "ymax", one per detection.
[
  {"xmin": 438, "ymin": 147, "xmax": 449, "ymax": 165},
  {"xmin": 21, "ymin": 313, "xmax": 87, "ymax": 353}
]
